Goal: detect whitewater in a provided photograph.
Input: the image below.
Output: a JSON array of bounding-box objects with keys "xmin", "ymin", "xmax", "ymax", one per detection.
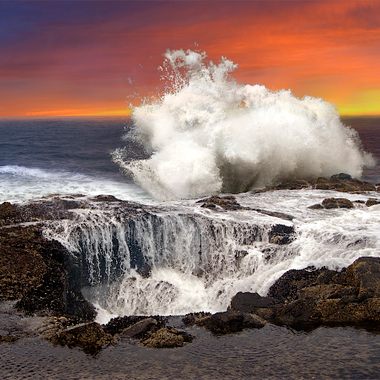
[{"xmin": 113, "ymin": 49, "xmax": 374, "ymax": 200}]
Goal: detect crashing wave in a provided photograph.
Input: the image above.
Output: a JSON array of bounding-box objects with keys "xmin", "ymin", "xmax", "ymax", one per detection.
[{"xmin": 113, "ymin": 49, "xmax": 373, "ymax": 200}]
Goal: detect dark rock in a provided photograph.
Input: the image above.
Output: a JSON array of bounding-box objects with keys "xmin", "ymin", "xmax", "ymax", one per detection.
[
  {"xmin": 197, "ymin": 310, "xmax": 266, "ymax": 334},
  {"xmin": 330, "ymin": 173, "xmax": 352, "ymax": 181},
  {"xmin": 141, "ymin": 327, "xmax": 193, "ymax": 348},
  {"xmin": 366, "ymin": 198, "xmax": 380, "ymax": 207},
  {"xmin": 0, "ymin": 225, "xmax": 95, "ymax": 321},
  {"xmin": 182, "ymin": 312, "xmax": 211, "ymax": 326},
  {"xmin": 342, "ymin": 257, "xmax": 380, "ymax": 299},
  {"xmin": 268, "ymin": 267, "xmax": 337, "ymax": 303},
  {"xmin": 268, "ymin": 257, "xmax": 380, "ymax": 328},
  {"xmin": 252, "ymin": 208, "xmax": 294, "ymax": 221},
  {"xmin": 230, "ymin": 292, "xmax": 277, "ymax": 313},
  {"xmin": 92, "ymin": 195, "xmax": 120, "ymax": 202},
  {"xmin": 54, "ymin": 322, "xmax": 113, "ymax": 354},
  {"xmin": 104, "ymin": 315, "xmax": 165, "ymax": 335},
  {"xmin": 321, "ymin": 198, "xmax": 354, "ymax": 209},
  {"xmin": 0, "ymin": 334, "xmax": 19, "ymax": 343},
  {"xmin": 308, "ymin": 203, "xmax": 324, "ymax": 209},
  {"xmin": 268, "ymin": 224, "xmax": 295, "ymax": 245},
  {"xmin": 120, "ymin": 318, "xmax": 158, "ymax": 339},
  {"xmin": 271, "ymin": 175, "xmax": 378, "ymax": 194},
  {"xmin": 197, "ymin": 195, "xmax": 243, "ymax": 211}
]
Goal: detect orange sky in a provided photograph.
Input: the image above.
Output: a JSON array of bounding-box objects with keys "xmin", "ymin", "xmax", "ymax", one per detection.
[{"xmin": 0, "ymin": 0, "xmax": 379, "ymax": 118}]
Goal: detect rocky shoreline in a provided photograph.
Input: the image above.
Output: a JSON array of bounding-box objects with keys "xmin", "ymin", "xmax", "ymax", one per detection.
[{"xmin": 0, "ymin": 174, "xmax": 379, "ymax": 354}]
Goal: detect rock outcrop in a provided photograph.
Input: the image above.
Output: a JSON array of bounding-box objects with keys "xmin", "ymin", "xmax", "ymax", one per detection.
[
  {"xmin": 230, "ymin": 257, "xmax": 380, "ymax": 329},
  {"xmin": 270, "ymin": 174, "xmax": 379, "ymax": 194}
]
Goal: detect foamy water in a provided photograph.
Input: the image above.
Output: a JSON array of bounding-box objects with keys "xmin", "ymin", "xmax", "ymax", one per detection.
[
  {"xmin": 113, "ymin": 49, "xmax": 374, "ymax": 200},
  {"xmin": 0, "ymin": 165, "xmax": 150, "ymax": 204}
]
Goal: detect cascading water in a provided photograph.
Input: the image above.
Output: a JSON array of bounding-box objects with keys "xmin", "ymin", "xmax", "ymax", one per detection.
[{"xmin": 44, "ymin": 189, "xmax": 380, "ymax": 322}]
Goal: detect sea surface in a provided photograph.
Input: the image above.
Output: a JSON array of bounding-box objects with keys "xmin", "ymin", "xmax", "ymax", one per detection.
[
  {"xmin": 0, "ymin": 116, "xmax": 379, "ymax": 379},
  {"xmin": 0, "ymin": 117, "xmax": 379, "ymax": 203}
]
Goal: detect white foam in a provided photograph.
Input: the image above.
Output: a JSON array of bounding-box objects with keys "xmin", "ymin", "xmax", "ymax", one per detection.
[
  {"xmin": 113, "ymin": 49, "xmax": 374, "ymax": 200},
  {"xmin": 0, "ymin": 165, "xmax": 151, "ymax": 203}
]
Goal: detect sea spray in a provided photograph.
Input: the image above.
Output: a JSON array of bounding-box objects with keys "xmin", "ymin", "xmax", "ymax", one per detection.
[{"xmin": 113, "ymin": 49, "xmax": 373, "ymax": 200}]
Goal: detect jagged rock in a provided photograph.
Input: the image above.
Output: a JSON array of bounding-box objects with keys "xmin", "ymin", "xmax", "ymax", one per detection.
[
  {"xmin": 268, "ymin": 224, "xmax": 295, "ymax": 244},
  {"xmin": 366, "ymin": 198, "xmax": 380, "ymax": 207},
  {"xmin": 0, "ymin": 225, "xmax": 95, "ymax": 321},
  {"xmin": 343, "ymin": 257, "xmax": 380, "ymax": 299},
  {"xmin": 53, "ymin": 322, "xmax": 113, "ymax": 354},
  {"xmin": 267, "ymin": 257, "xmax": 380, "ymax": 328},
  {"xmin": 268, "ymin": 267, "xmax": 338, "ymax": 303},
  {"xmin": 141, "ymin": 327, "xmax": 193, "ymax": 348},
  {"xmin": 196, "ymin": 310, "xmax": 266, "ymax": 334}
]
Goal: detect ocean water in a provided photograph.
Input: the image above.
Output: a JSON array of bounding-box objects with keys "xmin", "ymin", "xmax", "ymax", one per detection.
[
  {"xmin": 0, "ymin": 116, "xmax": 379, "ymax": 203},
  {"xmin": 0, "ymin": 117, "xmax": 150, "ymax": 203}
]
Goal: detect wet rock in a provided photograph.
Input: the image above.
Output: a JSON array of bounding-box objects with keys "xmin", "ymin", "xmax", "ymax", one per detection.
[
  {"xmin": 104, "ymin": 315, "xmax": 165, "ymax": 335},
  {"xmin": 271, "ymin": 175, "xmax": 378, "ymax": 194},
  {"xmin": 182, "ymin": 312, "xmax": 211, "ymax": 326},
  {"xmin": 197, "ymin": 195, "xmax": 244, "ymax": 211},
  {"xmin": 330, "ymin": 173, "xmax": 352, "ymax": 181},
  {"xmin": 321, "ymin": 198, "xmax": 354, "ymax": 209},
  {"xmin": 0, "ymin": 225, "xmax": 95, "ymax": 321},
  {"xmin": 268, "ymin": 224, "xmax": 295, "ymax": 245},
  {"xmin": 197, "ymin": 311, "xmax": 266, "ymax": 334},
  {"xmin": 142, "ymin": 327, "xmax": 193, "ymax": 348},
  {"xmin": 252, "ymin": 208, "xmax": 295, "ymax": 221},
  {"xmin": 268, "ymin": 267, "xmax": 337, "ymax": 303},
  {"xmin": 54, "ymin": 322, "xmax": 113, "ymax": 354},
  {"xmin": 309, "ymin": 198, "xmax": 354, "ymax": 210},
  {"xmin": 366, "ymin": 198, "xmax": 380, "ymax": 207},
  {"xmin": 230, "ymin": 292, "xmax": 277, "ymax": 312},
  {"xmin": 268, "ymin": 257, "xmax": 380, "ymax": 328},
  {"xmin": 120, "ymin": 318, "xmax": 158, "ymax": 339},
  {"xmin": 342, "ymin": 257, "xmax": 380, "ymax": 299}
]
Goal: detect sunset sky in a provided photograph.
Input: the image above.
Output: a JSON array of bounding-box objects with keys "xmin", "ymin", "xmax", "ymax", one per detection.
[{"xmin": 1, "ymin": 0, "xmax": 379, "ymax": 118}]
